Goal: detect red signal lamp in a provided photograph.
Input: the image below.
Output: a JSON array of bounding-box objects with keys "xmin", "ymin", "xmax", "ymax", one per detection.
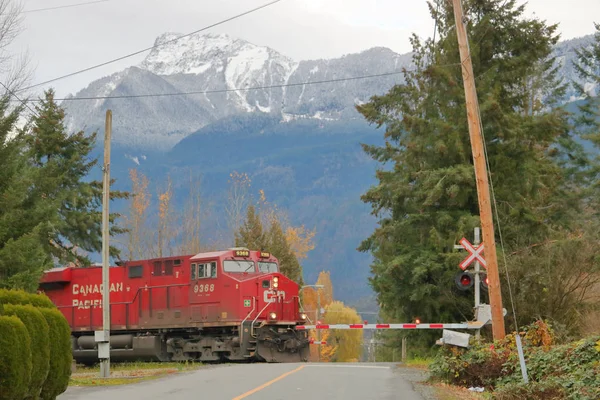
[
  {"xmin": 455, "ymin": 271, "xmax": 474, "ymax": 291},
  {"xmin": 480, "ymin": 273, "xmax": 489, "ymax": 291}
]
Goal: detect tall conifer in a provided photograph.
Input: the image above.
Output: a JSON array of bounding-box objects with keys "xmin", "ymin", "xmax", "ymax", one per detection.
[
  {"xmin": 357, "ymin": 0, "xmax": 584, "ymax": 328},
  {"xmin": 26, "ymin": 89, "xmax": 127, "ymax": 265},
  {"xmin": 0, "ymin": 98, "xmax": 54, "ymax": 291}
]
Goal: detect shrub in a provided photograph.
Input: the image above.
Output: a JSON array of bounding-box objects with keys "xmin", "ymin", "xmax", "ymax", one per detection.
[
  {"xmin": 0, "ymin": 315, "xmax": 32, "ymax": 400},
  {"xmin": 494, "ymin": 380, "xmax": 566, "ymax": 400},
  {"xmin": 37, "ymin": 308, "xmax": 72, "ymax": 400},
  {"xmin": 3, "ymin": 304, "xmax": 50, "ymax": 400},
  {"xmin": 0, "ymin": 288, "xmax": 55, "ymax": 308},
  {"xmin": 429, "ymin": 320, "xmax": 600, "ymax": 400}
]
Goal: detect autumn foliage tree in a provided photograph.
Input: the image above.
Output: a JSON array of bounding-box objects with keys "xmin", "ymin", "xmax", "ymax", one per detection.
[
  {"xmin": 323, "ymin": 301, "xmax": 363, "ymax": 362},
  {"xmin": 234, "ymin": 183, "xmax": 314, "ymax": 285},
  {"xmin": 302, "ymin": 271, "xmax": 363, "ymax": 362},
  {"xmin": 123, "ymin": 168, "xmax": 150, "ymax": 260}
]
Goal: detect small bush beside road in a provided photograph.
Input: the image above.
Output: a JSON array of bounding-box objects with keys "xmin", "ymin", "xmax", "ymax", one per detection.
[{"xmin": 429, "ymin": 320, "xmax": 600, "ymax": 399}]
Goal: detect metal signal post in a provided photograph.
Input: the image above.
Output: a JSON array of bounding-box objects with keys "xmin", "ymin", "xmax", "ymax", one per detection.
[
  {"xmin": 99, "ymin": 110, "xmax": 112, "ymax": 377},
  {"xmin": 451, "ymin": 0, "xmax": 505, "ymax": 340}
]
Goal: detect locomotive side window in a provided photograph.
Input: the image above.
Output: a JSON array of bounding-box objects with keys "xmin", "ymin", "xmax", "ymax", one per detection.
[
  {"xmin": 164, "ymin": 259, "xmax": 174, "ymax": 276},
  {"xmin": 153, "ymin": 261, "xmax": 161, "ymax": 276},
  {"xmin": 128, "ymin": 265, "xmax": 143, "ymax": 278},
  {"xmin": 258, "ymin": 262, "xmax": 278, "ymax": 273},
  {"xmin": 223, "ymin": 260, "xmax": 255, "ymax": 273},
  {"xmin": 191, "ymin": 263, "xmax": 197, "ymax": 280},
  {"xmin": 196, "ymin": 262, "xmax": 217, "ymax": 279}
]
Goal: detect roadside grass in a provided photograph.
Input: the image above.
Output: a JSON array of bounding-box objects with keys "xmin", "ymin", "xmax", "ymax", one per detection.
[
  {"xmin": 69, "ymin": 361, "xmax": 203, "ymax": 387},
  {"xmin": 428, "ymin": 383, "xmax": 489, "ymax": 400},
  {"xmin": 401, "ymin": 357, "xmax": 490, "ymax": 399},
  {"xmin": 403, "ymin": 357, "xmax": 433, "ymax": 370}
]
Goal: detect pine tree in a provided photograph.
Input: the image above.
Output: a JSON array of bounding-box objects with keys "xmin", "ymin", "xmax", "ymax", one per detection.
[
  {"xmin": 0, "ymin": 97, "xmax": 55, "ymax": 291},
  {"xmin": 235, "ymin": 204, "xmax": 268, "ymax": 250},
  {"xmin": 356, "ymin": 0, "xmax": 585, "ymax": 329},
  {"xmin": 266, "ymin": 218, "xmax": 304, "ymax": 285},
  {"xmin": 25, "ymin": 89, "xmax": 128, "ymax": 265},
  {"xmin": 573, "ymin": 23, "xmax": 600, "ymax": 208},
  {"xmin": 235, "ymin": 198, "xmax": 305, "ymax": 284}
]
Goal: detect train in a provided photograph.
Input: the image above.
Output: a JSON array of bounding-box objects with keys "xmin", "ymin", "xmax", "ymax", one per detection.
[{"xmin": 38, "ymin": 248, "xmax": 311, "ymax": 364}]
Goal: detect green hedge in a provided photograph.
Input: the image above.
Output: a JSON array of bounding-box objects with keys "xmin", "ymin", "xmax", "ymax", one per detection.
[
  {"xmin": 0, "ymin": 288, "xmax": 55, "ymax": 308},
  {"xmin": 4, "ymin": 304, "xmax": 50, "ymax": 400},
  {"xmin": 37, "ymin": 308, "xmax": 72, "ymax": 400},
  {"xmin": 0, "ymin": 289, "xmax": 72, "ymax": 400},
  {"xmin": 0, "ymin": 315, "xmax": 32, "ymax": 400}
]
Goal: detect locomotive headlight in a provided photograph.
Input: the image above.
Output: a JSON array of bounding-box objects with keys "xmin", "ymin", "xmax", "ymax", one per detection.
[
  {"xmin": 273, "ymin": 281, "xmax": 279, "ymax": 288},
  {"xmin": 300, "ymin": 313, "xmax": 307, "ymax": 320},
  {"xmin": 273, "ymin": 277, "xmax": 279, "ymax": 283},
  {"xmin": 273, "ymin": 277, "xmax": 279, "ymax": 288},
  {"xmin": 269, "ymin": 312, "xmax": 277, "ymax": 320}
]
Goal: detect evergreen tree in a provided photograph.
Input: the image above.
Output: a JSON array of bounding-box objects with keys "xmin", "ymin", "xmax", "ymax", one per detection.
[
  {"xmin": 0, "ymin": 98, "xmax": 55, "ymax": 291},
  {"xmin": 235, "ymin": 203, "xmax": 304, "ymax": 284},
  {"xmin": 356, "ymin": 0, "xmax": 585, "ymax": 331},
  {"xmin": 25, "ymin": 89, "xmax": 128, "ymax": 265},
  {"xmin": 573, "ymin": 23, "xmax": 600, "ymax": 208},
  {"xmin": 266, "ymin": 218, "xmax": 304, "ymax": 285},
  {"xmin": 235, "ymin": 204, "xmax": 267, "ymax": 250}
]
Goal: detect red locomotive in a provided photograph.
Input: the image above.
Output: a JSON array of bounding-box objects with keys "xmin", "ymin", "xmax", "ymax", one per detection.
[{"xmin": 39, "ymin": 248, "xmax": 310, "ymax": 364}]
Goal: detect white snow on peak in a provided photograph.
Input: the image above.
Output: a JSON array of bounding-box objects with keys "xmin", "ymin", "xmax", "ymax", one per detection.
[{"xmin": 139, "ymin": 32, "xmax": 296, "ymax": 78}]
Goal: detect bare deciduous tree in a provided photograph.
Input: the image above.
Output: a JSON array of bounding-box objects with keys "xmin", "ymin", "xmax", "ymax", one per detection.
[
  {"xmin": 122, "ymin": 168, "xmax": 151, "ymax": 260},
  {"xmin": 225, "ymin": 171, "xmax": 250, "ymax": 244},
  {"xmin": 178, "ymin": 171, "xmax": 205, "ymax": 254},
  {"xmin": 0, "ymin": 1, "xmax": 33, "ymax": 98},
  {"xmin": 156, "ymin": 176, "xmax": 175, "ymax": 258}
]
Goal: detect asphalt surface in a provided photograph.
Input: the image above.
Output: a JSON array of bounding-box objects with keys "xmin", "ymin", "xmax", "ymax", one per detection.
[{"xmin": 58, "ymin": 363, "xmax": 428, "ymax": 400}]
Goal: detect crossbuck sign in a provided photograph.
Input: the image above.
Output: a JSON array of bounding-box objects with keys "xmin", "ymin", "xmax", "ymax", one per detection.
[{"xmin": 459, "ymin": 237, "xmax": 486, "ymax": 270}]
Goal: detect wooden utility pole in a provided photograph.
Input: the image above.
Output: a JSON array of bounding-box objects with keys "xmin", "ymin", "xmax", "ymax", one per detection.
[
  {"xmin": 451, "ymin": 0, "xmax": 505, "ymax": 340},
  {"xmin": 99, "ymin": 110, "xmax": 112, "ymax": 377}
]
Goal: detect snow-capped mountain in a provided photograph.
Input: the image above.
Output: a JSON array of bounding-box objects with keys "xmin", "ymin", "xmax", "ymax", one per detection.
[
  {"xmin": 62, "ymin": 32, "xmax": 595, "ymax": 150},
  {"xmin": 62, "ymin": 32, "xmax": 411, "ymax": 149}
]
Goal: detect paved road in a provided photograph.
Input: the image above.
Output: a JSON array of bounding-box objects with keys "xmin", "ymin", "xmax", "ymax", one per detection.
[{"xmin": 58, "ymin": 363, "xmax": 427, "ymax": 400}]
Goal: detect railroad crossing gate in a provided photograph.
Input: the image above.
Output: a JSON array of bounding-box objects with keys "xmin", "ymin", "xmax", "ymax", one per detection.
[
  {"xmin": 459, "ymin": 237, "xmax": 486, "ymax": 270},
  {"xmin": 296, "ymin": 321, "xmax": 485, "ymax": 331}
]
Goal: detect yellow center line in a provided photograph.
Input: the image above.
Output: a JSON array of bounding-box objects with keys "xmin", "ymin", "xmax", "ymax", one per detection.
[{"xmin": 232, "ymin": 365, "xmax": 306, "ymax": 400}]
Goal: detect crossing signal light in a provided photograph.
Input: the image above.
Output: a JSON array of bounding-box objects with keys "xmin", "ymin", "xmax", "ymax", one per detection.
[
  {"xmin": 455, "ymin": 271, "xmax": 474, "ymax": 291},
  {"xmin": 480, "ymin": 273, "xmax": 489, "ymax": 291}
]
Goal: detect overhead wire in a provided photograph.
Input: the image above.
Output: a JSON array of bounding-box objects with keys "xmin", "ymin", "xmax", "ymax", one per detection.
[
  {"xmin": 0, "ymin": 81, "xmax": 39, "ymax": 116},
  {"xmin": 461, "ymin": 19, "xmax": 521, "ymax": 334},
  {"xmin": 23, "ymin": 0, "xmax": 109, "ymax": 14},
  {"xmin": 19, "ymin": 64, "xmax": 462, "ymax": 103},
  {"xmin": 17, "ymin": 0, "xmax": 285, "ymax": 92}
]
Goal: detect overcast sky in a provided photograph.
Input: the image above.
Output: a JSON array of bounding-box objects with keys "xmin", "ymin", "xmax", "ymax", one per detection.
[{"xmin": 10, "ymin": 0, "xmax": 600, "ymax": 98}]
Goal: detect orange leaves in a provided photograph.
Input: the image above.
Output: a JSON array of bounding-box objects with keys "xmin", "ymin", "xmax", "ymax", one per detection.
[
  {"xmin": 318, "ymin": 330, "xmax": 337, "ymax": 362},
  {"xmin": 129, "ymin": 169, "xmax": 150, "ymax": 220},
  {"xmin": 285, "ymin": 225, "xmax": 316, "ymax": 260},
  {"xmin": 125, "ymin": 169, "xmax": 151, "ymax": 260}
]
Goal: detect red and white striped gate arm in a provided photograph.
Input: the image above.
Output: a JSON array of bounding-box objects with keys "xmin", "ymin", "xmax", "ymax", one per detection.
[{"xmin": 296, "ymin": 322, "xmax": 484, "ymax": 330}]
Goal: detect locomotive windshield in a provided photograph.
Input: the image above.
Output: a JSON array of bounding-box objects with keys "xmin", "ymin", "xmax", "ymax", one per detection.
[
  {"xmin": 223, "ymin": 260, "xmax": 255, "ymax": 273},
  {"xmin": 258, "ymin": 262, "xmax": 278, "ymax": 273}
]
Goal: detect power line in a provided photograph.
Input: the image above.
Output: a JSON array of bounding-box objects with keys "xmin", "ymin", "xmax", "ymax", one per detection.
[
  {"xmin": 18, "ymin": 0, "xmax": 285, "ymax": 92},
  {"xmin": 23, "ymin": 64, "xmax": 461, "ymax": 103},
  {"xmin": 23, "ymin": 0, "xmax": 109, "ymax": 14},
  {"xmin": 43, "ymin": 71, "xmax": 407, "ymax": 102},
  {"xmin": 0, "ymin": 81, "xmax": 39, "ymax": 116}
]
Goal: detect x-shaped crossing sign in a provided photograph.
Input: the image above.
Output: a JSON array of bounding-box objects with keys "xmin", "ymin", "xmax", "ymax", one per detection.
[{"xmin": 459, "ymin": 237, "xmax": 486, "ymax": 270}]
